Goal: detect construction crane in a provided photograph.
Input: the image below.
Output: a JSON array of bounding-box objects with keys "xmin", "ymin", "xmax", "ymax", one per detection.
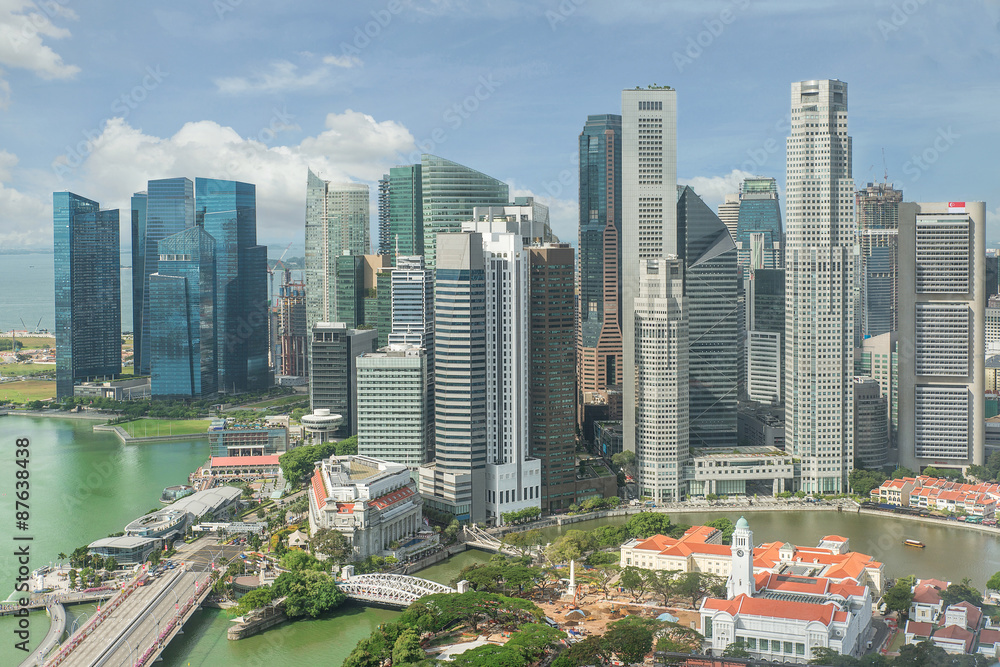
[
  {"xmin": 882, "ymin": 147, "xmax": 889, "ymax": 185},
  {"xmin": 267, "ymin": 242, "xmax": 294, "ymax": 306}
]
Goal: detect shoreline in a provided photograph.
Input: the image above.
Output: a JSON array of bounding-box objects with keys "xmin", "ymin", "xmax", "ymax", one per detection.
[{"xmin": 0, "ymin": 409, "xmax": 108, "ymax": 420}]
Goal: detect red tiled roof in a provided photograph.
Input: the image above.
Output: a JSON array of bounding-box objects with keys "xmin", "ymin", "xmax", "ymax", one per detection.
[
  {"xmin": 932, "ymin": 624, "xmax": 974, "ymax": 652},
  {"xmin": 918, "ymin": 578, "xmax": 950, "ymax": 591},
  {"xmin": 634, "ymin": 534, "xmax": 677, "ymax": 552},
  {"xmin": 912, "ymin": 584, "xmax": 942, "ymax": 605},
  {"xmin": 978, "ymin": 628, "xmax": 1000, "ymax": 646},
  {"xmin": 947, "ymin": 601, "xmax": 983, "ymax": 629},
  {"xmin": 336, "ymin": 502, "xmax": 355, "ymax": 513},
  {"xmin": 210, "ymin": 454, "xmax": 281, "ymax": 467},
  {"xmin": 369, "ymin": 485, "xmax": 415, "ymax": 510},
  {"xmin": 311, "ymin": 468, "xmax": 327, "ymax": 510},
  {"xmin": 822, "ymin": 535, "xmax": 848, "ymax": 542},
  {"xmin": 757, "ymin": 573, "xmax": 830, "ymax": 595},
  {"xmin": 702, "ymin": 594, "xmax": 839, "ymax": 625},
  {"xmin": 905, "ymin": 620, "xmax": 933, "ymax": 638}
]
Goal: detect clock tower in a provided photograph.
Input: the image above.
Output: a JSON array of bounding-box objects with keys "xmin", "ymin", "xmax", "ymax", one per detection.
[{"xmin": 727, "ymin": 516, "xmax": 754, "ymax": 599}]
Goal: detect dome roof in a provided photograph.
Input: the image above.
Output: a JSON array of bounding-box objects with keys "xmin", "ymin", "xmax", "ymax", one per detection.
[{"xmin": 736, "ymin": 516, "xmax": 749, "ymax": 530}]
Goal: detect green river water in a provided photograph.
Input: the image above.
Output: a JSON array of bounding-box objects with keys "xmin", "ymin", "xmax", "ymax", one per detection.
[{"xmin": 1, "ymin": 414, "xmax": 999, "ymax": 666}]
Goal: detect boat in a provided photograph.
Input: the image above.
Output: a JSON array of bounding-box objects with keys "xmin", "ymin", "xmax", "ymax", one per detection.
[{"xmin": 903, "ymin": 539, "xmax": 925, "ymax": 548}]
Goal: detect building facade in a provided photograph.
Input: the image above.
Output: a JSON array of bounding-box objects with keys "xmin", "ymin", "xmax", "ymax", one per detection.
[
  {"xmin": 577, "ymin": 114, "xmax": 624, "ymax": 406},
  {"xmin": 854, "ymin": 376, "xmax": 889, "ymax": 469},
  {"xmin": 53, "ymin": 192, "xmax": 121, "ymax": 399},
  {"xmin": 856, "ymin": 182, "xmax": 903, "ymax": 342},
  {"xmin": 898, "ymin": 201, "xmax": 986, "ymax": 471},
  {"xmin": 278, "ymin": 281, "xmax": 307, "ymax": 377},
  {"xmin": 784, "ymin": 79, "xmax": 855, "ymax": 493},
  {"xmin": 634, "ymin": 258, "xmax": 688, "ymax": 502},
  {"xmin": 309, "ymin": 322, "xmax": 378, "ymax": 437},
  {"xmin": 855, "ymin": 331, "xmax": 898, "ymax": 449},
  {"xmin": 386, "ymin": 164, "xmax": 423, "ymax": 265},
  {"xmin": 735, "ymin": 177, "xmax": 783, "ymax": 272},
  {"xmin": 746, "ymin": 268, "xmax": 785, "ymax": 404}
]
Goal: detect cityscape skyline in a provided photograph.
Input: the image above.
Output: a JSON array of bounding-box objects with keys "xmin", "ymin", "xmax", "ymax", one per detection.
[{"xmin": 2, "ymin": 2, "xmax": 999, "ymax": 253}]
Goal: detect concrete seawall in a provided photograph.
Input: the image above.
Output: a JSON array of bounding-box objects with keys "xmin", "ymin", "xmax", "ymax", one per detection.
[{"xmin": 93, "ymin": 423, "xmax": 209, "ymax": 444}]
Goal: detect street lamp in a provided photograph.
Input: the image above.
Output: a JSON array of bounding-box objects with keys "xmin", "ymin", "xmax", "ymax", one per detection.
[{"xmin": 69, "ymin": 611, "xmax": 90, "ymax": 636}]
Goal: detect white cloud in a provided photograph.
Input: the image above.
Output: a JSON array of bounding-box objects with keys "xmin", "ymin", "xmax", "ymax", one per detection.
[
  {"xmin": 0, "ymin": 0, "xmax": 79, "ymax": 107},
  {"xmin": 215, "ymin": 53, "xmax": 361, "ymax": 95},
  {"xmin": 12, "ymin": 110, "xmax": 416, "ymax": 249},
  {"xmin": 679, "ymin": 169, "xmax": 755, "ymax": 212}
]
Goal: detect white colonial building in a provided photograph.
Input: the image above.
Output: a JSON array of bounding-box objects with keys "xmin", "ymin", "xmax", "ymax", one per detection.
[
  {"xmin": 699, "ymin": 518, "xmax": 875, "ymax": 663},
  {"xmin": 308, "ymin": 454, "xmax": 426, "ymax": 559}
]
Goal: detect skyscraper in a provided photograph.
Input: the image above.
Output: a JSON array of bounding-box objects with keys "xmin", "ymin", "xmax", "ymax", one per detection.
[
  {"xmin": 53, "ymin": 192, "xmax": 121, "ymax": 399},
  {"xmin": 149, "ymin": 227, "xmax": 217, "ymax": 398},
  {"xmin": 898, "ymin": 201, "xmax": 986, "ymax": 471},
  {"xmin": 784, "ymin": 79, "xmax": 855, "ymax": 493},
  {"xmin": 196, "ymin": 178, "xmax": 268, "ymax": 394},
  {"xmin": 577, "ymin": 114, "xmax": 623, "ymax": 398},
  {"xmin": 718, "ymin": 194, "xmax": 740, "ymax": 242},
  {"xmin": 130, "ymin": 191, "xmax": 147, "ymax": 351},
  {"xmin": 634, "ymin": 258, "xmax": 688, "ymax": 502},
  {"xmin": 305, "ymin": 171, "xmax": 369, "ymax": 336},
  {"xmin": 134, "ymin": 177, "xmax": 194, "ymax": 375},
  {"xmin": 377, "ymin": 174, "xmax": 391, "ymax": 257},
  {"xmin": 854, "ymin": 376, "xmax": 888, "ymax": 469},
  {"xmin": 418, "ymin": 233, "xmax": 487, "ymax": 522},
  {"xmin": 735, "ymin": 177, "xmax": 783, "ymax": 272},
  {"xmin": 420, "ymin": 154, "xmax": 508, "ymax": 273},
  {"xmin": 678, "ymin": 185, "xmax": 739, "ymax": 449},
  {"xmin": 389, "ymin": 256, "xmax": 434, "ymax": 349},
  {"xmin": 856, "ymin": 182, "xmax": 903, "ymax": 341},
  {"xmin": 278, "ymin": 281, "xmax": 307, "ymax": 377},
  {"xmin": 387, "ymin": 164, "xmax": 423, "ymax": 265},
  {"xmin": 621, "ymin": 85, "xmax": 678, "ymax": 459},
  {"xmin": 746, "ymin": 268, "xmax": 785, "ymax": 404},
  {"xmin": 528, "ymin": 244, "xmax": 579, "ymax": 512},
  {"xmin": 309, "ymin": 322, "xmax": 377, "ymax": 437}
]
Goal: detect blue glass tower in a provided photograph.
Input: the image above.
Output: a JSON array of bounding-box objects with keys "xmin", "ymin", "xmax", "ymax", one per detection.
[
  {"xmin": 735, "ymin": 177, "xmax": 783, "ymax": 271},
  {"xmin": 130, "ymin": 192, "xmax": 147, "ymax": 347},
  {"xmin": 149, "ymin": 227, "xmax": 217, "ymax": 398},
  {"xmin": 196, "ymin": 178, "xmax": 269, "ymax": 394},
  {"xmin": 53, "ymin": 192, "xmax": 121, "ymax": 398},
  {"xmin": 135, "ymin": 178, "xmax": 195, "ymax": 375}
]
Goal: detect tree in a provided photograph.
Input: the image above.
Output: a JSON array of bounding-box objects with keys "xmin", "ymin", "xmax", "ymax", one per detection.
[
  {"xmin": 723, "ymin": 642, "xmax": 752, "ymax": 658},
  {"xmin": 987, "ymin": 571, "xmax": 1000, "ymax": 593},
  {"xmin": 891, "ymin": 466, "xmax": 916, "ymax": 480},
  {"xmin": 105, "ymin": 557, "xmax": 118, "ymax": 572},
  {"xmin": 505, "ymin": 623, "xmax": 565, "ymax": 661},
  {"xmin": 624, "ymin": 512, "xmax": 673, "ymax": 539},
  {"xmin": 148, "ymin": 549, "xmax": 162, "ymax": 566},
  {"xmin": 594, "ymin": 564, "xmax": 621, "ymax": 600},
  {"xmin": 504, "ymin": 529, "xmax": 543, "ymax": 557},
  {"xmin": 391, "ymin": 628, "xmax": 425, "ymax": 665},
  {"xmin": 883, "ymin": 576, "xmax": 915, "ymax": 619},
  {"xmin": 271, "ymin": 570, "xmax": 346, "ymax": 618},
  {"xmin": 57, "ymin": 552, "xmax": 68, "ymax": 564},
  {"xmin": 68, "ymin": 569, "xmax": 77, "ymax": 589},
  {"xmin": 967, "ymin": 464, "xmax": 993, "ymax": 482},
  {"xmin": 452, "ymin": 645, "xmax": 527, "ymax": 667},
  {"xmin": 585, "ymin": 550, "xmax": 619, "ymax": 567},
  {"xmin": 619, "ymin": 566, "xmax": 649, "ymax": 601},
  {"xmin": 705, "ymin": 518, "xmax": 735, "ymax": 544},
  {"xmin": 552, "ymin": 636, "xmax": 602, "ymax": 667},
  {"xmin": 544, "ymin": 530, "xmax": 594, "ymax": 564},
  {"xmin": 279, "ymin": 549, "xmax": 325, "ymax": 572},
  {"xmin": 656, "ymin": 623, "xmax": 702, "ymax": 654},
  {"xmin": 227, "ymin": 586, "xmax": 275, "ymax": 617},
  {"xmin": 675, "ymin": 572, "xmax": 723, "ymax": 608},
  {"xmin": 612, "ymin": 450, "xmax": 637, "ymax": 476},
  {"xmin": 310, "ymin": 528, "xmax": 351, "ymax": 563},
  {"xmin": 848, "ymin": 468, "xmax": 888, "ymax": 496},
  {"xmin": 940, "ymin": 578, "xmax": 983, "ymax": 607},
  {"xmin": 602, "ymin": 620, "xmax": 654, "ymax": 665},
  {"xmin": 645, "ymin": 569, "xmax": 680, "ymax": 606}
]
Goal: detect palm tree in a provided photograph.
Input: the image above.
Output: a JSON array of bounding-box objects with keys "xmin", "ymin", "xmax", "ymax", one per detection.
[{"xmin": 57, "ymin": 552, "xmax": 68, "ymax": 564}]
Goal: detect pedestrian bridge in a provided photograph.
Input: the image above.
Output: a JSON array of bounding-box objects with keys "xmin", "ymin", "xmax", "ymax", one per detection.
[{"xmin": 337, "ymin": 571, "xmax": 456, "ymax": 608}]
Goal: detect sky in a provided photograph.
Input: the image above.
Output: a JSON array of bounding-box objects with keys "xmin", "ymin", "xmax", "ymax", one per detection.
[{"xmin": 0, "ymin": 0, "xmax": 999, "ymax": 254}]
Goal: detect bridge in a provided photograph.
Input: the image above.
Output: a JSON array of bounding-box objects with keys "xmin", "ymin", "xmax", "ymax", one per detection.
[
  {"xmin": 337, "ymin": 570, "xmax": 457, "ymax": 608},
  {"xmin": 462, "ymin": 524, "xmax": 539, "ymax": 557}
]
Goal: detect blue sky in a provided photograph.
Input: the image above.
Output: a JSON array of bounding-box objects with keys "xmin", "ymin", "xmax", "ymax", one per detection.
[{"xmin": 1, "ymin": 0, "xmax": 998, "ymax": 252}]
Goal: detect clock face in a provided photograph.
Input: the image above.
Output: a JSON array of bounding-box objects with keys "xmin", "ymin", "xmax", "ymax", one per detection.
[{"xmin": 736, "ymin": 549, "xmax": 745, "ymax": 557}]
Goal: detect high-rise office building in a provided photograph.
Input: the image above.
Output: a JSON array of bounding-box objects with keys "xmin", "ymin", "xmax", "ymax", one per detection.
[
  {"xmin": 678, "ymin": 185, "xmax": 739, "ymax": 449},
  {"xmin": 387, "ymin": 164, "xmax": 423, "ymax": 265},
  {"xmin": 133, "ymin": 177, "xmax": 194, "ymax": 375},
  {"xmin": 305, "ymin": 171, "xmax": 370, "ymax": 337},
  {"xmin": 53, "ymin": 192, "xmax": 121, "ymax": 399},
  {"xmin": 718, "ymin": 194, "xmax": 740, "ymax": 242},
  {"xmin": 390, "ymin": 256, "xmax": 434, "ymax": 349},
  {"xmin": 784, "ymin": 79, "xmax": 855, "ymax": 493},
  {"xmin": 377, "ymin": 174, "xmax": 391, "ymax": 257},
  {"xmin": 149, "ymin": 227, "xmax": 217, "ymax": 398},
  {"xmin": 621, "ymin": 85, "xmax": 678, "ymax": 460},
  {"xmin": 419, "ymin": 233, "xmax": 487, "ymax": 522},
  {"xmin": 634, "ymin": 257, "xmax": 688, "ymax": 502},
  {"xmin": 735, "ymin": 177, "xmax": 783, "ymax": 272},
  {"xmin": 898, "ymin": 201, "xmax": 986, "ymax": 470},
  {"xmin": 469, "ymin": 198, "xmax": 555, "ymax": 246},
  {"xmin": 746, "ymin": 268, "xmax": 784, "ymax": 404},
  {"xmin": 130, "ymin": 191, "xmax": 147, "ymax": 348},
  {"xmin": 481, "ymin": 233, "xmax": 541, "ymax": 521},
  {"xmin": 528, "ymin": 244, "xmax": 579, "ymax": 512},
  {"xmin": 356, "ymin": 344, "xmax": 431, "ymax": 468},
  {"xmin": 309, "ymin": 322, "xmax": 377, "ymax": 437},
  {"xmin": 855, "ymin": 331, "xmax": 898, "ymax": 449},
  {"xmin": 196, "ymin": 178, "xmax": 268, "ymax": 394},
  {"xmin": 278, "ymin": 281, "xmax": 307, "ymax": 377},
  {"xmin": 856, "ymin": 182, "xmax": 903, "ymax": 342},
  {"xmin": 420, "ymin": 154, "xmax": 508, "ymax": 273},
  {"xmin": 854, "ymin": 376, "xmax": 888, "ymax": 469},
  {"xmin": 578, "ymin": 114, "xmax": 624, "ymax": 398}
]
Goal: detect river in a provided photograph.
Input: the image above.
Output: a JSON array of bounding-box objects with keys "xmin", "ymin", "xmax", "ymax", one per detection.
[{"xmin": 2, "ymin": 415, "xmax": 999, "ymax": 666}]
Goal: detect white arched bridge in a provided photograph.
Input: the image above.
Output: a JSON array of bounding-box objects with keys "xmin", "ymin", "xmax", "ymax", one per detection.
[{"xmin": 337, "ymin": 572, "xmax": 457, "ymax": 608}]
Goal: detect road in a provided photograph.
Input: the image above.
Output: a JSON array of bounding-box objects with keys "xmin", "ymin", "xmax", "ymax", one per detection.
[{"xmin": 60, "ymin": 569, "xmax": 207, "ymax": 667}]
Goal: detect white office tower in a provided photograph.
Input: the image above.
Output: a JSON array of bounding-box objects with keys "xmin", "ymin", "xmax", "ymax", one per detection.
[
  {"xmin": 356, "ymin": 344, "xmax": 431, "ymax": 468},
  {"xmin": 621, "ymin": 86, "xmax": 679, "ymax": 459},
  {"xmin": 898, "ymin": 201, "xmax": 986, "ymax": 471},
  {"xmin": 305, "ymin": 171, "xmax": 370, "ymax": 336},
  {"xmin": 389, "ymin": 255, "xmax": 433, "ymax": 349},
  {"xmin": 784, "ymin": 80, "xmax": 855, "ymax": 493},
  {"xmin": 634, "ymin": 257, "xmax": 688, "ymax": 502},
  {"xmin": 719, "ymin": 194, "xmax": 740, "ymax": 241},
  {"xmin": 481, "ymin": 233, "xmax": 541, "ymax": 522}
]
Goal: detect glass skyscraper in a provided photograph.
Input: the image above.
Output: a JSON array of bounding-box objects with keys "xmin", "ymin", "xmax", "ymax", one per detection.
[
  {"xmin": 134, "ymin": 177, "xmax": 194, "ymax": 375},
  {"xmin": 388, "ymin": 164, "xmax": 423, "ymax": 265},
  {"xmin": 149, "ymin": 227, "xmax": 217, "ymax": 398},
  {"xmin": 577, "ymin": 114, "xmax": 623, "ymax": 396},
  {"xmin": 54, "ymin": 192, "xmax": 121, "ymax": 398},
  {"xmin": 196, "ymin": 178, "xmax": 268, "ymax": 394},
  {"xmin": 856, "ymin": 182, "xmax": 903, "ymax": 341},
  {"xmin": 735, "ymin": 177, "xmax": 783, "ymax": 272},
  {"xmin": 420, "ymin": 154, "xmax": 508, "ymax": 273},
  {"xmin": 677, "ymin": 185, "xmax": 739, "ymax": 449}
]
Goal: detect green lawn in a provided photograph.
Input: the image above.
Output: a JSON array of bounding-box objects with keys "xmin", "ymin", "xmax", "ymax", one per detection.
[
  {"xmin": 6, "ymin": 336, "xmax": 55, "ymax": 350},
  {"xmin": 0, "ymin": 362, "xmax": 56, "ymax": 377},
  {"xmin": 119, "ymin": 418, "xmax": 212, "ymax": 437},
  {"xmin": 0, "ymin": 380, "xmax": 57, "ymax": 403},
  {"xmin": 236, "ymin": 394, "xmax": 307, "ymax": 409}
]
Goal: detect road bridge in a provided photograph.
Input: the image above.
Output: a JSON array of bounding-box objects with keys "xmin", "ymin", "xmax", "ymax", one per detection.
[{"xmin": 337, "ymin": 572, "xmax": 456, "ymax": 608}]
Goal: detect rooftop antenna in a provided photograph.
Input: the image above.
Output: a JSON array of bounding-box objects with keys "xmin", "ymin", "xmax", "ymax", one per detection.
[{"xmin": 881, "ymin": 148, "xmax": 889, "ymax": 185}]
